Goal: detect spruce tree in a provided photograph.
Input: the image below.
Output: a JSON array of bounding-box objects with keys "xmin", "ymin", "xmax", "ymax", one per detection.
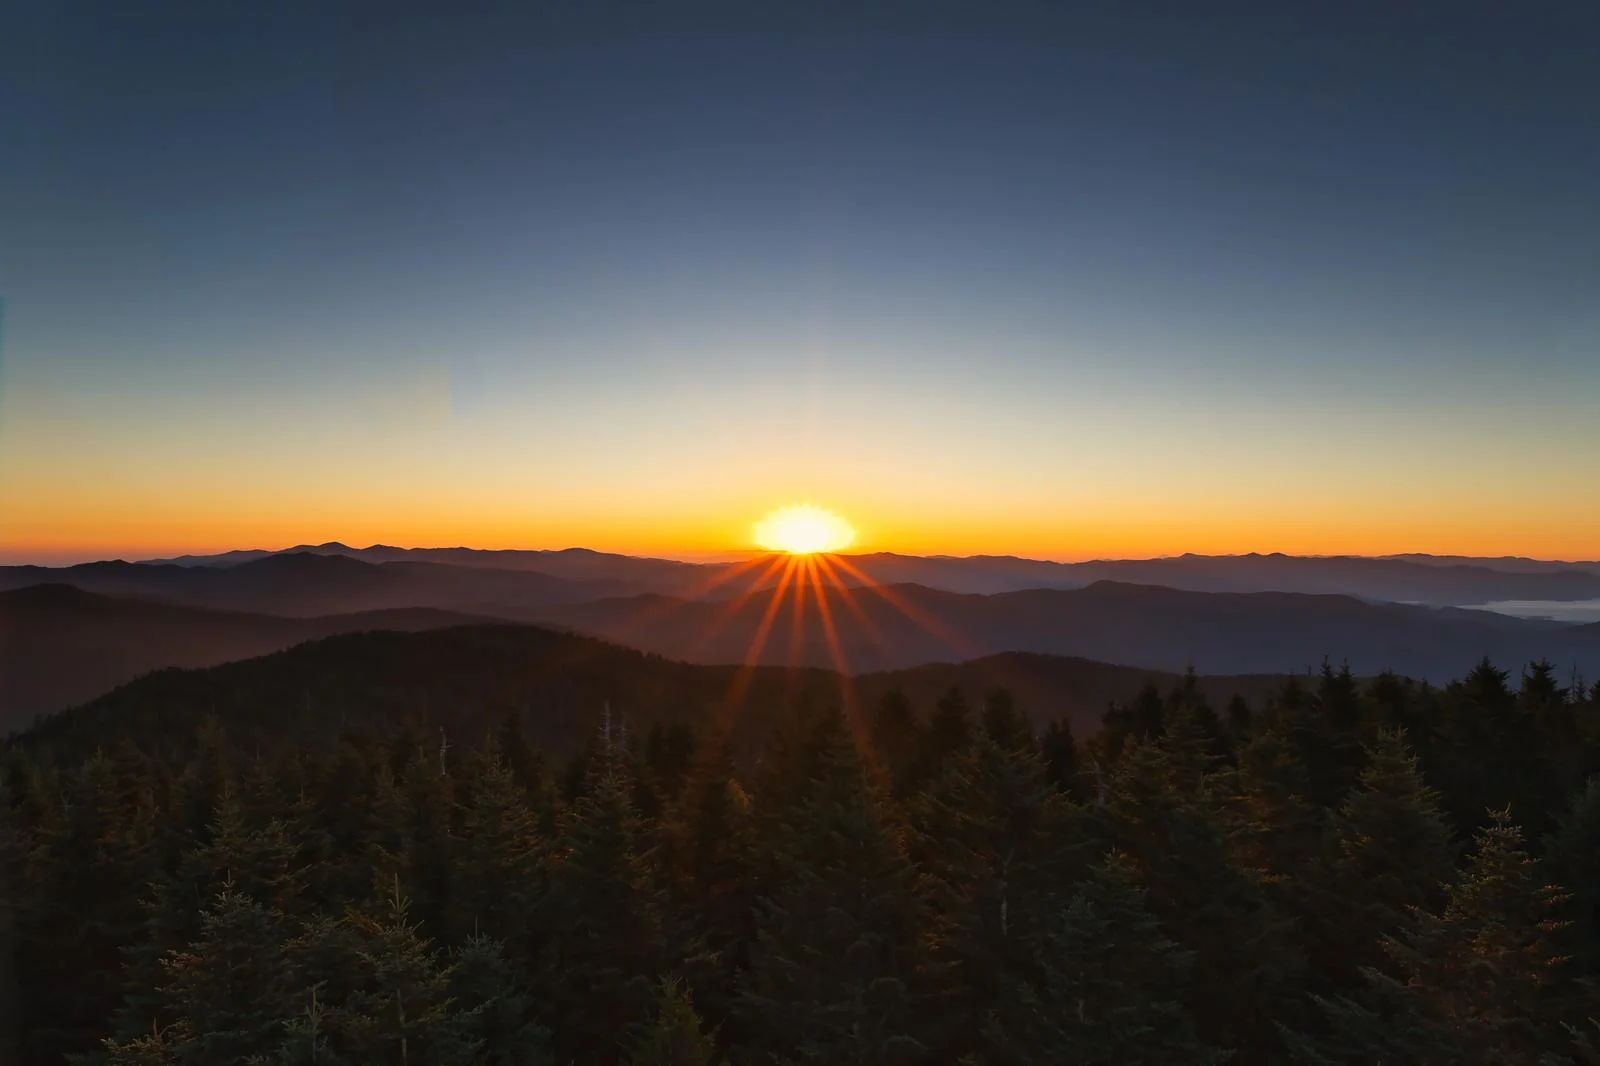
[
  {"xmin": 1312, "ymin": 728, "xmax": 1454, "ymax": 985},
  {"xmin": 1299, "ymin": 812, "xmax": 1573, "ymax": 1064},
  {"xmin": 1547, "ymin": 777, "xmax": 1600, "ymax": 981},
  {"xmin": 741, "ymin": 707, "xmax": 929, "ymax": 1065},
  {"xmin": 629, "ymin": 977, "xmax": 716, "ymax": 1066},
  {"xmin": 268, "ymin": 986, "xmax": 352, "ymax": 1066},
  {"xmin": 115, "ymin": 786, "xmax": 308, "ymax": 1045},
  {"xmin": 979, "ymin": 688, "xmax": 1030, "ymax": 753},
  {"xmin": 910, "ymin": 686, "xmax": 972, "ymax": 788},
  {"xmin": 495, "ymin": 709, "xmax": 547, "ymax": 800},
  {"xmin": 1106, "ymin": 734, "xmax": 1302, "ymax": 1063},
  {"xmin": 456, "ymin": 746, "xmax": 547, "ymax": 960},
  {"xmin": 28, "ymin": 753, "xmax": 172, "ymax": 1062},
  {"xmin": 1230, "ymin": 720, "xmax": 1327, "ymax": 908},
  {"xmin": 0, "ymin": 792, "xmax": 23, "ymax": 1066},
  {"xmin": 335, "ymin": 881, "xmax": 462, "ymax": 1065},
  {"xmin": 869, "ymin": 687, "xmax": 920, "ymax": 795},
  {"xmin": 1434, "ymin": 658, "xmax": 1520, "ymax": 833},
  {"xmin": 540, "ymin": 767, "xmax": 665, "ymax": 1064},
  {"xmin": 101, "ymin": 887, "xmax": 296, "ymax": 1064},
  {"xmin": 442, "ymin": 935, "xmax": 553, "ymax": 1065},
  {"xmin": 1038, "ymin": 718, "xmax": 1079, "ymax": 798},
  {"xmin": 979, "ymin": 854, "xmax": 1228, "ymax": 1065},
  {"xmin": 911, "ymin": 728, "xmax": 1084, "ymax": 1058},
  {"xmin": 673, "ymin": 732, "xmax": 756, "ymax": 1036},
  {"xmin": 1395, "ymin": 811, "xmax": 1570, "ymax": 1054}
]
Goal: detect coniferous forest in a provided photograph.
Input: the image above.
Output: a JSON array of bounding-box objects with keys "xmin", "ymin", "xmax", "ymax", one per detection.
[{"xmin": 4, "ymin": 655, "xmax": 1600, "ymax": 1064}]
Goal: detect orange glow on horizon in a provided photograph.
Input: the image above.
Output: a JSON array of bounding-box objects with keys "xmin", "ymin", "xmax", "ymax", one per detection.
[{"xmin": 2, "ymin": 493, "xmax": 1599, "ymax": 566}]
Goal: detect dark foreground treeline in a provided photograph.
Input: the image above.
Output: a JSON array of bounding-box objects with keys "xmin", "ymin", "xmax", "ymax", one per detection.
[{"xmin": 3, "ymin": 658, "xmax": 1600, "ymax": 1064}]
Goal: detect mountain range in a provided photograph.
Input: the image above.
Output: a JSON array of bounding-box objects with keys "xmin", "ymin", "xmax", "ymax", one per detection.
[
  {"xmin": 514, "ymin": 578, "xmax": 1600, "ymax": 678},
  {"xmin": 4, "ymin": 543, "xmax": 1598, "ymax": 730},
  {"xmin": 5, "ymin": 566, "xmax": 1597, "ymax": 732},
  {"xmin": 127, "ymin": 542, "xmax": 1600, "ymax": 604},
  {"xmin": 0, "ymin": 552, "xmax": 636, "ymax": 616}
]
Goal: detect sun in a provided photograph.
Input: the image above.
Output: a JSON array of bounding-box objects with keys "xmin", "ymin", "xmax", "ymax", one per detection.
[{"xmin": 753, "ymin": 504, "xmax": 856, "ymax": 555}]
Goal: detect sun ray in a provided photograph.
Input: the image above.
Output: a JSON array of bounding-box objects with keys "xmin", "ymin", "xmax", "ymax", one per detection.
[
  {"xmin": 785, "ymin": 552, "xmax": 809, "ymax": 669},
  {"xmin": 720, "ymin": 555, "xmax": 800, "ymax": 714},
  {"xmin": 685, "ymin": 553, "xmax": 791, "ymax": 660},
  {"xmin": 812, "ymin": 553, "xmax": 894, "ymax": 660},
  {"xmin": 805, "ymin": 558, "xmax": 851, "ymax": 675},
  {"xmin": 825, "ymin": 552, "xmax": 978, "ymax": 660},
  {"xmin": 804, "ymin": 556, "xmax": 868, "ymax": 745},
  {"xmin": 608, "ymin": 553, "xmax": 776, "ymax": 639}
]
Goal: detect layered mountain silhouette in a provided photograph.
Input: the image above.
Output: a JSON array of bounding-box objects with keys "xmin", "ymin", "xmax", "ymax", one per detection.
[
  {"xmin": 125, "ymin": 544, "xmax": 1600, "ymax": 605},
  {"xmin": 517, "ymin": 579, "xmax": 1600, "ymax": 679},
  {"xmin": 6, "ymin": 546, "xmax": 1599, "ymax": 727},
  {"xmin": 139, "ymin": 542, "xmax": 708, "ymax": 586},
  {"xmin": 1381, "ymin": 553, "xmax": 1600, "ymax": 575},
  {"xmin": 0, "ymin": 584, "xmax": 488, "ymax": 730},
  {"xmin": 0, "ymin": 551, "xmax": 638, "ymax": 616},
  {"xmin": 789, "ymin": 552, "xmax": 1600, "ymax": 602}
]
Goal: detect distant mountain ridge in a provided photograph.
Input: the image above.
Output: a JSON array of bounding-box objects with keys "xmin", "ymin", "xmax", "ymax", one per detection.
[
  {"xmin": 832, "ymin": 551, "xmax": 1600, "ymax": 603},
  {"xmin": 515, "ymin": 578, "xmax": 1600, "ymax": 681},
  {"xmin": 0, "ymin": 551, "xmax": 638, "ymax": 616},
  {"xmin": 141, "ymin": 541, "xmax": 711, "ymax": 585},
  {"xmin": 119, "ymin": 544, "xmax": 1600, "ymax": 606},
  {"xmin": 1379, "ymin": 553, "xmax": 1600, "ymax": 575}
]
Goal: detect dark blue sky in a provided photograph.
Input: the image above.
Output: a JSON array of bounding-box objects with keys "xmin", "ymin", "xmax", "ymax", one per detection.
[{"xmin": 3, "ymin": 3, "xmax": 1598, "ymax": 560}]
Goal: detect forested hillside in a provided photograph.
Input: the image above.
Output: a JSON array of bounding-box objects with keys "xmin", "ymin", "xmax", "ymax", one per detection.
[
  {"xmin": 4, "ymin": 652, "xmax": 1598, "ymax": 1064},
  {"xmin": 13, "ymin": 625, "xmax": 1294, "ymax": 758},
  {"xmin": 0, "ymin": 586, "xmax": 493, "ymax": 730}
]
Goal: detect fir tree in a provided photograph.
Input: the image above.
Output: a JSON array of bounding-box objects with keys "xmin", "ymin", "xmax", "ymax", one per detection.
[
  {"xmin": 741, "ymin": 707, "xmax": 929, "ymax": 1065},
  {"xmin": 911, "ymin": 728, "xmax": 1084, "ymax": 1058},
  {"xmin": 1230, "ymin": 719, "xmax": 1327, "ymax": 905},
  {"xmin": 455, "ymin": 746, "xmax": 547, "ymax": 959},
  {"xmin": 102, "ymin": 887, "xmax": 297, "ymax": 1064},
  {"xmin": 541, "ymin": 767, "xmax": 665, "ymax": 1064},
  {"xmin": 911, "ymin": 686, "xmax": 973, "ymax": 788},
  {"xmin": 979, "ymin": 688, "xmax": 1031, "ymax": 753},
  {"xmin": 1547, "ymin": 777, "xmax": 1600, "ymax": 981},
  {"xmin": 629, "ymin": 977, "xmax": 716, "ymax": 1066},
  {"xmin": 335, "ymin": 881, "xmax": 462, "ymax": 1065},
  {"xmin": 442, "ymin": 935, "xmax": 553, "ymax": 1066},
  {"xmin": 979, "ymin": 854, "xmax": 1228, "ymax": 1065},
  {"xmin": 673, "ymin": 732, "xmax": 756, "ymax": 1036},
  {"xmin": 869, "ymin": 687, "xmax": 920, "ymax": 796},
  {"xmin": 495, "ymin": 709, "xmax": 546, "ymax": 800},
  {"xmin": 1106, "ymin": 735, "xmax": 1303, "ymax": 1063},
  {"xmin": 1312, "ymin": 728, "xmax": 1454, "ymax": 985},
  {"xmin": 27, "ymin": 752, "xmax": 169, "ymax": 1062},
  {"xmin": 0, "ymin": 792, "xmax": 23, "ymax": 1066},
  {"xmin": 1298, "ymin": 812, "xmax": 1574, "ymax": 1064},
  {"xmin": 1038, "ymin": 718, "xmax": 1079, "ymax": 798},
  {"xmin": 115, "ymin": 786, "xmax": 309, "ymax": 1045},
  {"xmin": 267, "ymin": 986, "xmax": 352, "ymax": 1066}
]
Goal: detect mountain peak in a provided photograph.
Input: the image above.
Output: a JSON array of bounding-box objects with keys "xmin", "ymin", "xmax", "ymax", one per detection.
[{"xmin": 237, "ymin": 550, "xmax": 373, "ymax": 572}]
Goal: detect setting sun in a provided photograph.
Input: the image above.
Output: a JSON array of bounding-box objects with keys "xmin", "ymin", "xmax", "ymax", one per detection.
[{"xmin": 752, "ymin": 504, "xmax": 856, "ymax": 555}]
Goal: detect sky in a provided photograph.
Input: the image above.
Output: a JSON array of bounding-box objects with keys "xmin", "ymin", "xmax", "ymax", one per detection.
[{"xmin": 2, "ymin": 2, "xmax": 1598, "ymax": 564}]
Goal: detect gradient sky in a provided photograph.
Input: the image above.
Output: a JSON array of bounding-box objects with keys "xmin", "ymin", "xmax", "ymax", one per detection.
[{"xmin": 3, "ymin": 3, "xmax": 1598, "ymax": 564}]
